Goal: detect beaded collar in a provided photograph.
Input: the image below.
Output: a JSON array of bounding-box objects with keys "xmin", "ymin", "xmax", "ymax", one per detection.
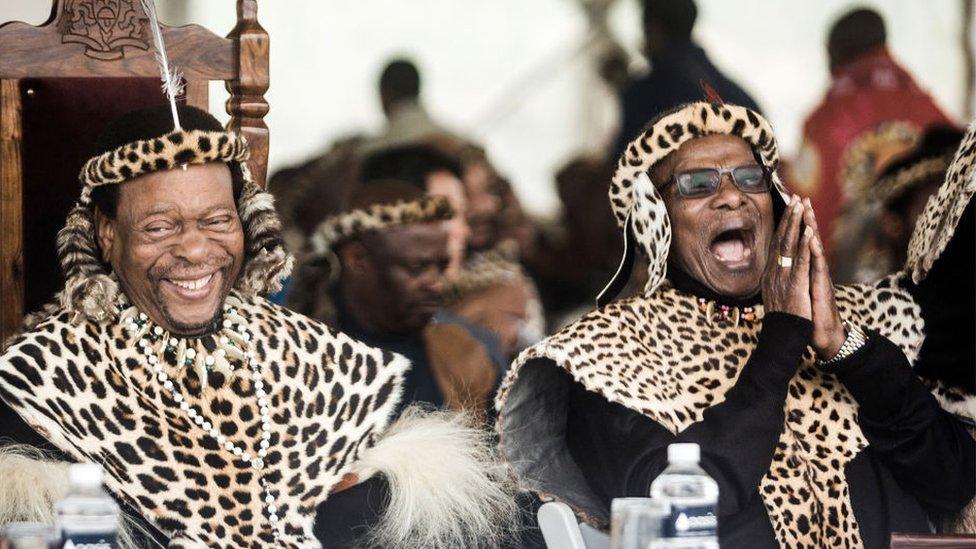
[
  {"xmin": 667, "ymin": 267, "xmax": 764, "ymax": 326},
  {"xmin": 697, "ymin": 297, "xmax": 764, "ymax": 326},
  {"xmin": 118, "ymin": 295, "xmax": 252, "ymax": 387}
]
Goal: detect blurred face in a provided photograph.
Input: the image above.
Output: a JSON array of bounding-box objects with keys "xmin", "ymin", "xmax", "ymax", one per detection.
[
  {"xmin": 350, "ymin": 222, "xmax": 451, "ymax": 334},
  {"xmin": 659, "ymin": 135, "xmax": 774, "ymax": 298},
  {"xmin": 462, "ymin": 161, "xmax": 502, "ymax": 250},
  {"xmin": 426, "ymin": 170, "xmax": 470, "ymax": 276},
  {"xmin": 97, "ymin": 163, "xmax": 244, "ymax": 336}
]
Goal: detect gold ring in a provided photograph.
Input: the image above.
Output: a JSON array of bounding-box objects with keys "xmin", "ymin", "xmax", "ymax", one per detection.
[{"xmin": 778, "ymin": 255, "xmax": 794, "ymax": 268}]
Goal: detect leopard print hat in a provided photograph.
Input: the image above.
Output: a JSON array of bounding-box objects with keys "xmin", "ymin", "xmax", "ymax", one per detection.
[
  {"xmin": 307, "ymin": 194, "xmax": 454, "ymax": 259},
  {"xmin": 57, "ymin": 104, "xmax": 292, "ymax": 323},
  {"xmin": 603, "ymin": 102, "xmax": 790, "ymax": 303}
]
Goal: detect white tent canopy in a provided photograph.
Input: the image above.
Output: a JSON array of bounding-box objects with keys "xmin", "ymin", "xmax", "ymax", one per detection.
[{"xmin": 3, "ymin": 0, "xmax": 972, "ymax": 217}]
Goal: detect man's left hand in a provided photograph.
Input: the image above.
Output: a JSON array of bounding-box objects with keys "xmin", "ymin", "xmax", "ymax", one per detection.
[{"xmin": 802, "ymin": 199, "xmax": 846, "ymax": 359}]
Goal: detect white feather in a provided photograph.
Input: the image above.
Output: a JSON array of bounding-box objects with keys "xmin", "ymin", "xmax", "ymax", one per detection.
[
  {"xmin": 350, "ymin": 406, "xmax": 519, "ymax": 549},
  {"xmin": 140, "ymin": 0, "xmax": 182, "ymax": 129}
]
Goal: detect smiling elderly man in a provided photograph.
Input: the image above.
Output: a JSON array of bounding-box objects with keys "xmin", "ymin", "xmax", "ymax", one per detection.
[
  {"xmin": 495, "ymin": 102, "xmax": 976, "ymax": 547},
  {"xmin": 0, "ymin": 105, "xmax": 516, "ymax": 548}
]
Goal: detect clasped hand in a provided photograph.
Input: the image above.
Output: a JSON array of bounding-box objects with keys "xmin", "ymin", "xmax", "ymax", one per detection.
[{"xmin": 761, "ymin": 195, "xmax": 846, "ymax": 360}]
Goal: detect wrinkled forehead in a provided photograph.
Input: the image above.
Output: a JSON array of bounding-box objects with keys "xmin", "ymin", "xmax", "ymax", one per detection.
[
  {"xmin": 653, "ymin": 134, "xmax": 758, "ymax": 182},
  {"xmin": 367, "ymin": 221, "xmax": 450, "ymax": 256},
  {"xmin": 117, "ymin": 162, "xmax": 236, "ymax": 215}
]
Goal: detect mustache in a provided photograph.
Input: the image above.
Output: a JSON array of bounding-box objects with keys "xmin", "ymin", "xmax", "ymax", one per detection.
[{"xmin": 149, "ymin": 255, "xmax": 233, "ymax": 279}]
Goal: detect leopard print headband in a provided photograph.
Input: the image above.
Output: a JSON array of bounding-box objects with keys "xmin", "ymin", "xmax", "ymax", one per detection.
[
  {"xmin": 307, "ymin": 196, "xmax": 455, "ymax": 258},
  {"xmin": 55, "ymin": 128, "xmax": 293, "ymax": 324},
  {"xmin": 606, "ymin": 102, "xmax": 790, "ymax": 299}
]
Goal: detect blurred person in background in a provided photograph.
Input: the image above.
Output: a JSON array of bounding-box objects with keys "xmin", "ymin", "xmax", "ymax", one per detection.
[
  {"xmin": 522, "ymin": 156, "xmax": 625, "ymax": 328},
  {"xmin": 458, "ymin": 145, "xmax": 505, "ymax": 254},
  {"xmin": 291, "ymin": 182, "xmax": 500, "ymax": 419},
  {"xmin": 367, "ymin": 58, "xmax": 463, "ymax": 153},
  {"xmin": 268, "ymin": 135, "xmax": 366, "ymax": 249},
  {"xmin": 360, "ymin": 144, "xmax": 471, "ymax": 277},
  {"xmin": 443, "ymin": 144, "xmax": 547, "ymax": 358},
  {"xmin": 789, "ymin": 7, "xmax": 953, "ymax": 277},
  {"xmin": 848, "ymin": 126, "xmax": 963, "ymax": 283},
  {"xmin": 612, "ymin": 0, "xmax": 761, "ymax": 156},
  {"xmin": 263, "ymin": 135, "xmax": 367, "ymax": 305}
]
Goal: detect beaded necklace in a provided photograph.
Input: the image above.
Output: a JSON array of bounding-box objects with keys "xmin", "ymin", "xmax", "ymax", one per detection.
[
  {"xmin": 697, "ymin": 297, "xmax": 764, "ymax": 326},
  {"xmin": 120, "ymin": 295, "xmax": 283, "ymax": 544}
]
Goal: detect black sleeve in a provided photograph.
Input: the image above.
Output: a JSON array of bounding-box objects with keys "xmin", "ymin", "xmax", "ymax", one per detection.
[
  {"xmin": 566, "ymin": 312, "xmax": 810, "ymax": 516},
  {"xmin": 832, "ymin": 332, "xmax": 976, "ymax": 513},
  {"xmin": 314, "ymin": 475, "xmax": 390, "ymax": 548}
]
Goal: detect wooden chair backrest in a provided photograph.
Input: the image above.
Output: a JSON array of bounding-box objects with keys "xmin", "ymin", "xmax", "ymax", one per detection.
[{"xmin": 0, "ymin": 0, "xmax": 269, "ymax": 344}]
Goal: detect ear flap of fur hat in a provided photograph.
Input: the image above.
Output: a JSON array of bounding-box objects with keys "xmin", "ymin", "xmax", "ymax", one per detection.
[
  {"xmin": 602, "ymin": 102, "xmax": 790, "ymax": 301},
  {"xmin": 56, "ymin": 205, "xmax": 120, "ymax": 323},
  {"xmin": 235, "ymin": 162, "xmax": 294, "ymax": 296}
]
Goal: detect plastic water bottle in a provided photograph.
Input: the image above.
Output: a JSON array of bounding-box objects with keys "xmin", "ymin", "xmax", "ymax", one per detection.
[
  {"xmin": 56, "ymin": 463, "xmax": 119, "ymax": 549},
  {"xmin": 649, "ymin": 443, "xmax": 719, "ymax": 549}
]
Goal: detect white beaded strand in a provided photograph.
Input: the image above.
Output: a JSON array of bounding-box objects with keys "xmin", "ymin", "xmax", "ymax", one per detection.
[{"xmin": 130, "ymin": 310, "xmax": 283, "ymax": 543}]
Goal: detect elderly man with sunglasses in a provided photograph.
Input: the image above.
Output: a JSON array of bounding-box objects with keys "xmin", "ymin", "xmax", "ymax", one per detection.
[{"xmin": 494, "ymin": 102, "xmax": 976, "ymax": 547}]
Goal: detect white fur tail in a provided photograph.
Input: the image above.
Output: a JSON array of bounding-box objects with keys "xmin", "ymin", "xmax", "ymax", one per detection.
[
  {"xmin": 0, "ymin": 444, "xmax": 70, "ymax": 526},
  {"xmin": 351, "ymin": 407, "xmax": 519, "ymax": 549}
]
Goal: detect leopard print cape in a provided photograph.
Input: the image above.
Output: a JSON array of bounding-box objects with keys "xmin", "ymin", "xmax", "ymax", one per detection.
[
  {"xmin": 0, "ymin": 293, "xmax": 406, "ymax": 547},
  {"xmin": 496, "ymin": 277, "xmax": 923, "ymax": 547}
]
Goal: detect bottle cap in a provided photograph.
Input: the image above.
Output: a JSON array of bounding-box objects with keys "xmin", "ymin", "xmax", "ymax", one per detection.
[
  {"xmin": 68, "ymin": 462, "xmax": 104, "ymax": 488},
  {"xmin": 667, "ymin": 443, "xmax": 700, "ymax": 464}
]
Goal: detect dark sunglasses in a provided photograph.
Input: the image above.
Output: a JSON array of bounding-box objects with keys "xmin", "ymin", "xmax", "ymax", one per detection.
[{"xmin": 664, "ymin": 164, "xmax": 770, "ymax": 198}]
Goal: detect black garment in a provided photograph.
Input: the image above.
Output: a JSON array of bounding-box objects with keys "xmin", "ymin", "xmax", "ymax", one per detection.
[
  {"xmin": 613, "ymin": 41, "xmax": 761, "ymax": 157},
  {"xmin": 904, "ymin": 201, "xmax": 976, "ymax": 395},
  {"xmin": 314, "ymin": 476, "xmax": 390, "ymax": 548},
  {"xmin": 333, "ymin": 292, "xmax": 444, "ymax": 417},
  {"xmin": 565, "ymin": 311, "xmax": 975, "ymax": 547}
]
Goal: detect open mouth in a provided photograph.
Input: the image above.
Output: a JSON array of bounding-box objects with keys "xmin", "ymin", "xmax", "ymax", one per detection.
[
  {"xmin": 161, "ymin": 271, "xmax": 220, "ymax": 300},
  {"xmin": 709, "ymin": 223, "xmax": 755, "ymax": 270}
]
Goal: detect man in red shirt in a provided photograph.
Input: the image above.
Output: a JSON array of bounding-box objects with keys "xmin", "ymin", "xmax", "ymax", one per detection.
[{"xmin": 789, "ymin": 8, "xmax": 952, "ymax": 275}]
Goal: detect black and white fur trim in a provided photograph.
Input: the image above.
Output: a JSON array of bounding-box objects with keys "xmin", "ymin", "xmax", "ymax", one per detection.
[
  {"xmin": 52, "ymin": 128, "xmax": 292, "ymax": 325},
  {"xmin": 611, "ymin": 102, "xmax": 788, "ymax": 293},
  {"xmin": 307, "ymin": 196, "xmax": 454, "ymax": 258}
]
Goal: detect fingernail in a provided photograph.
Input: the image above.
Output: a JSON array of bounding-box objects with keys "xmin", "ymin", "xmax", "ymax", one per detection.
[{"xmin": 804, "ymin": 227, "xmax": 813, "ymax": 236}]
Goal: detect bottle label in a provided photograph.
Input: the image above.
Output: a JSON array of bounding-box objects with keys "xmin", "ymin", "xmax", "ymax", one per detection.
[
  {"xmin": 663, "ymin": 503, "xmax": 717, "ymax": 538},
  {"xmin": 62, "ymin": 532, "xmax": 118, "ymax": 549}
]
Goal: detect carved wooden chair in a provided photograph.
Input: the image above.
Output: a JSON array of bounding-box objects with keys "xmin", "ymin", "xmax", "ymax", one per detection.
[{"xmin": 0, "ymin": 0, "xmax": 269, "ymax": 345}]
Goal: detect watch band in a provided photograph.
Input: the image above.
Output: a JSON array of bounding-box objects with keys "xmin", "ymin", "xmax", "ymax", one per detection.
[{"xmin": 817, "ymin": 321, "xmax": 868, "ymax": 367}]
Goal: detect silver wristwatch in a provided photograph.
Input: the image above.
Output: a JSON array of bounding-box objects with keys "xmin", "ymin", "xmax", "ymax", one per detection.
[{"xmin": 817, "ymin": 321, "xmax": 868, "ymax": 367}]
